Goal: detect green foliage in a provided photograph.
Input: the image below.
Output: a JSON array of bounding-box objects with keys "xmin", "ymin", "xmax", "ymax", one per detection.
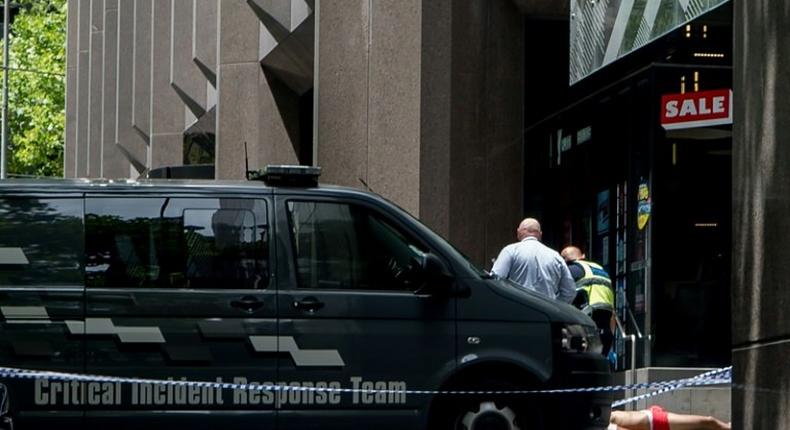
[{"xmin": 3, "ymin": 0, "xmax": 66, "ymax": 177}]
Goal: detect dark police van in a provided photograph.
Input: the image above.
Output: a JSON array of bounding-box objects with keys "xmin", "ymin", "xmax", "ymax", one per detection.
[{"xmin": 0, "ymin": 166, "xmax": 611, "ymax": 429}]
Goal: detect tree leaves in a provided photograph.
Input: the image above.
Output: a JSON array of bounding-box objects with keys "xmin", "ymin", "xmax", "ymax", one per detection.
[{"xmin": 2, "ymin": 0, "xmax": 66, "ymax": 177}]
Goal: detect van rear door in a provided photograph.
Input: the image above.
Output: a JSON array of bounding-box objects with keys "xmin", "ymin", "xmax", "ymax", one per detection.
[
  {"xmin": 0, "ymin": 195, "xmax": 86, "ymax": 428},
  {"xmin": 82, "ymin": 195, "xmax": 276, "ymax": 429}
]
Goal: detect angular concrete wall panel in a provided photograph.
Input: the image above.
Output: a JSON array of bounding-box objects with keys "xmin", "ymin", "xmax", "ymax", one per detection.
[
  {"xmin": 171, "ymin": 0, "xmax": 206, "ymax": 121},
  {"xmin": 150, "ymin": 134, "xmax": 182, "ymax": 169},
  {"xmin": 151, "ymin": 0, "xmax": 181, "ymax": 135},
  {"xmin": 316, "ymin": 0, "xmax": 369, "ymax": 188},
  {"xmin": 150, "ymin": 0, "xmax": 183, "ymax": 169},
  {"xmin": 250, "ymin": 0, "xmax": 292, "ymax": 31},
  {"xmin": 259, "ymin": 72, "xmax": 299, "ymax": 166},
  {"xmin": 219, "ymin": 0, "xmax": 260, "ymax": 64},
  {"xmin": 259, "ymin": 14, "xmax": 314, "ymax": 95},
  {"xmin": 368, "ymin": 0, "xmax": 421, "ymax": 215},
  {"xmin": 193, "ymin": 0, "xmax": 217, "ymax": 85},
  {"xmin": 290, "ymin": 0, "xmax": 311, "ymax": 30}
]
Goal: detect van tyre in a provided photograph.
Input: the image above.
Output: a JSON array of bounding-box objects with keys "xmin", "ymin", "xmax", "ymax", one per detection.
[
  {"xmin": 430, "ymin": 380, "xmax": 545, "ymax": 430},
  {"xmin": 460, "ymin": 401, "xmax": 519, "ymax": 430}
]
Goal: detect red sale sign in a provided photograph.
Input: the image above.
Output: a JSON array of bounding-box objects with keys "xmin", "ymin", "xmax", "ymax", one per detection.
[{"xmin": 660, "ymin": 89, "xmax": 732, "ymax": 130}]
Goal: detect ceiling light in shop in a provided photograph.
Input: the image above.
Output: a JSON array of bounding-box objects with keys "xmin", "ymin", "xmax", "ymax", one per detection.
[{"xmin": 693, "ymin": 53, "xmax": 725, "ymax": 58}]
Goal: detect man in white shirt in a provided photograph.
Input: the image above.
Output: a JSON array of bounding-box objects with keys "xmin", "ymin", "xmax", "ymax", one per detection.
[{"xmin": 491, "ymin": 218, "xmax": 576, "ymax": 303}]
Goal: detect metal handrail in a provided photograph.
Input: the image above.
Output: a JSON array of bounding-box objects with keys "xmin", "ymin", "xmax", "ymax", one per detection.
[
  {"xmin": 614, "ymin": 313, "xmax": 639, "ymax": 404},
  {"xmin": 624, "ymin": 304, "xmax": 644, "ymax": 339},
  {"xmin": 614, "ymin": 314, "xmax": 638, "ymax": 372},
  {"xmin": 614, "ymin": 300, "xmax": 651, "ymax": 406}
]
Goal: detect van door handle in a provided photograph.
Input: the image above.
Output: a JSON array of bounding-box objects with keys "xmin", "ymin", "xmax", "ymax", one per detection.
[
  {"xmin": 293, "ymin": 297, "xmax": 324, "ymax": 312},
  {"xmin": 231, "ymin": 296, "xmax": 264, "ymax": 312}
]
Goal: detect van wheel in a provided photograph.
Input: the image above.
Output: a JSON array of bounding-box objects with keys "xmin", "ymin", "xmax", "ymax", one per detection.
[
  {"xmin": 458, "ymin": 401, "xmax": 519, "ymax": 430},
  {"xmin": 431, "ymin": 383, "xmax": 545, "ymax": 430}
]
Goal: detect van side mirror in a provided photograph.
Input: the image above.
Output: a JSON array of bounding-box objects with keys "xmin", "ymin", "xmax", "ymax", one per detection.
[
  {"xmin": 413, "ymin": 252, "xmax": 454, "ymax": 295},
  {"xmin": 421, "ymin": 252, "xmax": 453, "ymax": 279}
]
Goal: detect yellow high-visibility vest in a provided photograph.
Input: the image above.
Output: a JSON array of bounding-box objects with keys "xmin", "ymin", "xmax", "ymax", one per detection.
[{"xmin": 575, "ymin": 260, "xmax": 615, "ymax": 313}]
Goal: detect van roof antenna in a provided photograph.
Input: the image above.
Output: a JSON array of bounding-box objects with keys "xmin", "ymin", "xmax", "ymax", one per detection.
[
  {"xmin": 244, "ymin": 142, "xmax": 250, "ymax": 180},
  {"xmin": 358, "ymin": 177, "xmax": 374, "ymax": 193}
]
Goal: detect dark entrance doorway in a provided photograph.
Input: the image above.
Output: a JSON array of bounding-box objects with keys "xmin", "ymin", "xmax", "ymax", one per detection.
[{"xmin": 652, "ymin": 131, "xmax": 731, "ymax": 367}]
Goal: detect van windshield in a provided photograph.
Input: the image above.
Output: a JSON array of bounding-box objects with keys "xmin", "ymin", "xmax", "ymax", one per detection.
[{"xmin": 381, "ymin": 198, "xmax": 489, "ymax": 278}]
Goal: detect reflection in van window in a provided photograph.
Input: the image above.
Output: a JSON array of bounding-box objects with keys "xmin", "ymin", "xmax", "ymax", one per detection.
[
  {"xmin": 287, "ymin": 201, "xmax": 425, "ymax": 291},
  {"xmin": 0, "ymin": 198, "xmax": 84, "ymax": 286},
  {"xmin": 85, "ymin": 198, "xmax": 268, "ymax": 289}
]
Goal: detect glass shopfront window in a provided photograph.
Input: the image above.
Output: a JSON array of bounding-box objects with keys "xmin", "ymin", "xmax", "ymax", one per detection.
[{"xmin": 525, "ymin": 64, "xmax": 731, "ymax": 369}]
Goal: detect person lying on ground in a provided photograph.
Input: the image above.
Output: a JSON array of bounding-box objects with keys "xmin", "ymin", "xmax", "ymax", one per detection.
[{"xmin": 608, "ymin": 405, "xmax": 731, "ymax": 430}]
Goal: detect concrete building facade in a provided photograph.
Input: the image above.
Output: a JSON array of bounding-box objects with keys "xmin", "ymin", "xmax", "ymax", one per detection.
[
  {"xmin": 61, "ymin": 0, "xmax": 790, "ymax": 426},
  {"xmin": 732, "ymin": 0, "xmax": 790, "ymax": 428},
  {"xmin": 64, "ymin": 0, "xmax": 565, "ymax": 266}
]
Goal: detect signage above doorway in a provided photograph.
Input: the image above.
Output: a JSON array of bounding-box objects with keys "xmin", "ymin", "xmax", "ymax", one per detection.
[{"xmin": 660, "ymin": 89, "xmax": 733, "ymax": 130}]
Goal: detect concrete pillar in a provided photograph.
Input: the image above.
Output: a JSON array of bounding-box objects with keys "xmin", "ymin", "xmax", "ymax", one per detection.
[
  {"xmin": 367, "ymin": 0, "xmax": 421, "ymax": 215},
  {"xmin": 444, "ymin": 0, "xmax": 525, "ymax": 266},
  {"xmin": 76, "ymin": 0, "xmax": 91, "ymax": 177},
  {"xmin": 115, "ymin": 0, "xmax": 137, "ymax": 177},
  {"xmin": 417, "ymin": 0, "xmax": 452, "ymax": 237},
  {"xmin": 447, "ymin": 0, "xmax": 523, "ymax": 266},
  {"xmin": 732, "ymin": 1, "xmax": 790, "ymax": 428},
  {"xmin": 316, "ymin": 0, "xmax": 522, "ymax": 266},
  {"xmin": 315, "ymin": 0, "xmax": 370, "ymax": 188},
  {"xmin": 149, "ymin": 0, "xmax": 182, "ymax": 169},
  {"xmin": 87, "ymin": 0, "xmax": 104, "ymax": 177},
  {"xmin": 131, "ymin": 0, "xmax": 152, "ymax": 162},
  {"xmin": 65, "ymin": 0, "xmax": 79, "ymax": 177},
  {"xmin": 474, "ymin": 0, "xmax": 524, "ymax": 266},
  {"xmin": 215, "ymin": 0, "xmax": 261, "ymax": 179},
  {"xmin": 171, "ymin": 0, "xmax": 206, "ymax": 126},
  {"xmin": 101, "ymin": 0, "xmax": 126, "ymax": 177},
  {"xmin": 447, "ymin": 0, "xmax": 488, "ymax": 264},
  {"xmin": 193, "ymin": 0, "xmax": 217, "ymax": 88}
]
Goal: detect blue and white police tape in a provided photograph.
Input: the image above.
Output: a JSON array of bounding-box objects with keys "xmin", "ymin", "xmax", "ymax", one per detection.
[
  {"xmin": 0, "ymin": 365, "xmax": 731, "ymax": 400},
  {"xmin": 611, "ymin": 367, "xmax": 731, "ymax": 408}
]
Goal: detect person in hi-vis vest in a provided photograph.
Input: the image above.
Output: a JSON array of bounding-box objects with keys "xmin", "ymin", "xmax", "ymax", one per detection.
[{"xmin": 561, "ymin": 246, "xmax": 616, "ymax": 356}]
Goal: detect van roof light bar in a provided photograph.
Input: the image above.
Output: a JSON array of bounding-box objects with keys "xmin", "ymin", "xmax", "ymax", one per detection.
[{"xmin": 249, "ymin": 165, "xmax": 321, "ymax": 187}]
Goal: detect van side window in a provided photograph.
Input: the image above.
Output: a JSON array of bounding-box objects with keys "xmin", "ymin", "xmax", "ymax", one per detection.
[
  {"xmin": 287, "ymin": 201, "xmax": 426, "ymax": 291},
  {"xmin": 86, "ymin": 197, "xmax": 269, "ymax": 289},
  {"xmin": 0, "ymin": 198, "xmax": 83, "ymax": 286}
]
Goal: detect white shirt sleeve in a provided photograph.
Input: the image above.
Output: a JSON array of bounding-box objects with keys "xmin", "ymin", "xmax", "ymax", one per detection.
[
  {"xmin": 556, "ymin": 258, "xmax": 578, "ymax": 303},
  {"xmin": 491, "ymin": 245, "xmax": 513, "ymax": 280}
]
